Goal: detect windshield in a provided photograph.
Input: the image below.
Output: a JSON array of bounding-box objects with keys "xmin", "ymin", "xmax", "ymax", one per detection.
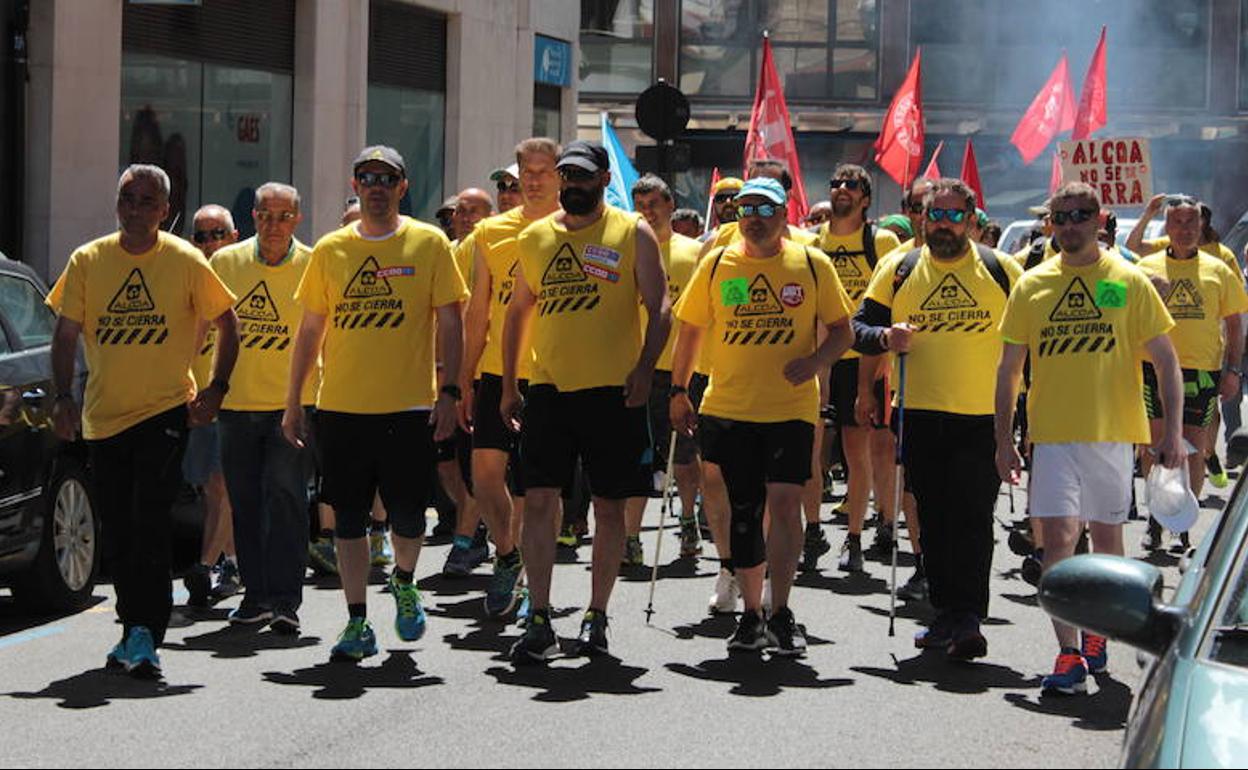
[{"xmin": 1210, "ymin": 534, "xmax": 1248, "ymax": 668}]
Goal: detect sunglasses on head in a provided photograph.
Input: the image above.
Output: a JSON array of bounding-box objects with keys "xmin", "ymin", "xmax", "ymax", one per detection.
[
  {"xmin": 1051, "ymin": 208, "xmax": 1098, "ymax": 226},
  {"xmin": 830, "ymin": 179, "xmax": 862, "ymax": 191},
  {"xmin": 355, "ymin": 171, "xmax": 403, "ymax": 189},
  {"xmin": 738, "ymin": 203, "xmax": 779, "ymax": 219},
  {"xmin": 927, "ymin": 208, "xmax": 969, "ymax": 224},
  {"xmin": 496, "ymin": 180, "xmax": 520, "ymax": 193},
  {"xmin": 193, "ymin": 228, "xmax": 229, "ymax": 244}
]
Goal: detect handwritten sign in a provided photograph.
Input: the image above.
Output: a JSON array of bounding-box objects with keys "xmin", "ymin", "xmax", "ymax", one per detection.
[{"xmin": 1058, "ymin": 138, "xmax": 1152, "ymax": 209}]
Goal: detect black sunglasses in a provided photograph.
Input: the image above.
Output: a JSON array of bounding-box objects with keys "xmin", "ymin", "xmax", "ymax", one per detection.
[
  {"xmin": 355, "ymin": 171, "xmax": 403, "ymax": 189},
  {"xmin": 830, "ymin": 179, "xmax": 862, "ymax": 191},
  {"xmin": 713, "ymin": 193, "xmax": 737, "ymax": 203},
  {"xmin": 193, "ymin": 228, "xmax": 229, "ymax": 244},
  {"xmin": 1051, "ymin": 208, "xmax": 1098, "ymax": 226}
]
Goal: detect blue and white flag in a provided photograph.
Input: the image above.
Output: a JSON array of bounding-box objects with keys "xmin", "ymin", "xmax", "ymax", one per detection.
[{"xmin": 601, "ymin": 112, "xmax": 639, "ymax": 212}]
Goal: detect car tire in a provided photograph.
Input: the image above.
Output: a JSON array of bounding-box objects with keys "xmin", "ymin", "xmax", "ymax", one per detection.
[{"xmin": 11, "ymin": 458, "xmax": 100, "ymax": 613}]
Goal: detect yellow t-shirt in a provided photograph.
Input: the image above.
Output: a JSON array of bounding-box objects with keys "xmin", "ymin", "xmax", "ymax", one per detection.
[
  {"xmin": 190, "ymin": 320, "xmax": 217, "ymax": 390},
  {"xmin": 675, "ymin": 240, "xmax": 853, "ymax": 425},
  {"xmin": 1136, "ymin": 251, "xmax": 1248, "ymax": 371},
  {"xmin": 453, "ymin": 231, "xmax": 477, "ymax": 288},
  {"xmin": 295, "ymin": 217, "xmax": 469, "ymax": 413},
  {"xmin": 210, "ymin": 237, "xmax": 318, "ymax": 411},
  {"xmin": 1140, "ymin": 237, "xmax": 1240, "ymax": 273},
  {"xmin": 816, "ymin": 223, "xmax": 902, "ymax": 361},
  {"xmin": 649, "ymin": 232, "xmax": 702, "ymax": 372},
  {"xmin": 517, "ymin": 206, "xmax": 644, "ymax": 391},
  {"xmin": 864, "ymin": 244, "xmax": 1023, "ymax": 415},
  {"xmin": 475, "ymin": 207, "xmax": 543, "ymax": 379},
  {"xmin": 46, "ymin": 231, "xmax": 236, "ymax": 440},
  {"xmin": 709, "ymin": 221, "xmax": 819, "ymax": 250},
  {"xmin": 999, "ymin": 251, "xmax": 1174, "ymax": 444}
]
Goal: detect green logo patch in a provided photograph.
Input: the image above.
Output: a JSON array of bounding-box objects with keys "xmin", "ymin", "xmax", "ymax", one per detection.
[
  {"xmin": 720, "ymin": 277, "xmax": 749, "ymax": 306},
  {"xmin": 1095, "ymin": 280, "xmax": 1127, "ymax": 309}
]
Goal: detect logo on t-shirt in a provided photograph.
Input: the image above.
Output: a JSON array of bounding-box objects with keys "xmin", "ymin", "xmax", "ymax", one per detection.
[
  {"xmin": 107, "ymin": 268, "xmax": 156, "ymax": 313},
  {"xmin": 1165, "ymin": 279, "xmax": 1205, "ymax": 320},
  {"xmin": 344, "ymin": 256, "xmax": 394, "ymax": 298},
  {"xmin": 735, "ymin": 274, "xmax": 784, "ymax": 317},
  {"xmin": 830, "ymin": 246, "xmax": 864, "ymax": 279},
  {"xmin": 235, "ymin": 281, "xmax": 280, "ymax": 322},
  {"xmin": 542, "ymin": 244, "xmax": 587, "ymax": 285},
  {"xmin": 781, "ymin": 283, "xmax": 805, "ymax": 307},
  {"xmin": 920, "ymin": 274, "xmax": 978, "ymax": 312},
  {"xmin": 1049, "ymin": 277, "xmax": 1103, "ymax": 322}
]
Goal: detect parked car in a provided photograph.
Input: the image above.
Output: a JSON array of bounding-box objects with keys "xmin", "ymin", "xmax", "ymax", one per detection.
[
  {"xmin": 999, "ymin": 217, "xmax": 1165, "ymax": 258},
  {"xmin": 1040, "ymin": 478, "xmax": 1248, "ymax": 767},
  {"xmin": 0, "ymin": 253, "xmax": 98, "ymax": 612}
]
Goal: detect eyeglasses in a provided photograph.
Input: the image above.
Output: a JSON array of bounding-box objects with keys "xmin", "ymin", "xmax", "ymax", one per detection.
[
  {"xmin": 713, "ymin": 193, "xmax": 737, "ymax": 203},
  {"xmin": 1050, "ymin": 208, "xmax": 1098, "ymax": 226},
  {"xmin": 927, "ymin": 208, "xmax": 969, "ymax": 224},
  {"xmin": 496, "ymin": 181, "xmax": 520, "ymax": 194},
  {"xmin": 193, "ymin": 228, "xmax": 230, "ymax": 244},
  {"xmin": 255, "ymin": 210, "xmax": 297, "ymax": 224},
  {"xmin": 355, "ymin": 171, "xmax": 403, "ymax": 189},
  {"xmin": 559, "ymin": 167, "xmax": 598, "ymax": 183},
  {"xmin": 738, "ymin": 203, "xmax": 779, "ymax": 219},
  {"xmin": 830, "ymin": 179, "xmax": 862, "ymax": 191}
]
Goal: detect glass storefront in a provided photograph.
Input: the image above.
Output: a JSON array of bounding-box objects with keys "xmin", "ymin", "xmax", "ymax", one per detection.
[
  {"xmin": 366, "ymin": 84, "xmax": 446, "ymax": 221},
  {"xmin": 533, "ymin": 84, "xmax": 563, "ymax": 140},
  {"xmin": 580, "ymin": 0, "xmax": 655, "ymax": 94}
]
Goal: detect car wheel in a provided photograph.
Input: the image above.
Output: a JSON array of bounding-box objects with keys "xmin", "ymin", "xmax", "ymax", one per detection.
[{"xmin": 12, "ymin": 459, "xmax": 99, "ymax": 613}]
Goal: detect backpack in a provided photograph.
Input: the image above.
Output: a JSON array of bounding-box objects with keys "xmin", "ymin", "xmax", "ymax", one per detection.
[{"xmin": 891, "ymin": 242, "xmax": 1013, "ymax": 298}]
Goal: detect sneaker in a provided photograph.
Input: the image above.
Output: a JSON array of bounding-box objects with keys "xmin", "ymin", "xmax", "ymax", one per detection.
[
  {"xmin": 801, "ymin": 525, "xmax": 831, "ymax": 570},
  {"xmin": 914, "ymin": 614, "xmax": 956, "ymax": 649},
  {"xmin": 1081, "ymin": 632, "xmax": 1108, "ymax": 674},
  {"xmin": 866, "ymin": 522, "xmax": 896, "ymax": 562},
  {"xmin": 485, "ymin": 555, "xmax": 524, "ymax": 618},
  {"xmin": 183, "ymin": 563, "xmax": 212, "ymax": 608},
  {"xmin": 1007, "ymin": 527, "xmax": 1036, "ymax": 557},
  {"xmin": 708, "ymin": 569, "xmax": 740, "ymax": 614},
  {"xmin": 1041, "ymin": 652, "xmax": 1089, "ymax": 695},
  {"xmin": 269, "ymin": 609, "xmax": 301, "ymax": 636},
  {"xmin": 510, "ymin": 609, "xmax": 558, "ymax": 665},
  {"xmin": 622, "ymin": 535, "xmax": 644, "ymax": 567},
  {"xmin": 1021, "ymin": 552, "xmax": 1044, "ymax": 587},
  {"xmin": 946, "ymin": 615, "xmax": 988, "ymax": 661},
  {"xmin": 515, "ymin": 587, "xmax": 532, "ymax": 628},
  {"xmin": 330, "ymin": 618, "xmax": 378, "ymax": 662},
  {"xmin": 308, "ymin": 539, "xmax": 338, "ymax": 576},
  {"xmin": 431, "ymin": 517, "xmax": 455, "ymax": 539},
  {"xmin": 210, "ymin": 559, "xmax": 242, "ymax": 602},
  {"xmin": 679, "ymin": 518, "xmax": 703, "ymax": 558},
  {"xmin": 556, "ymin": 524, "xmax": 580, "ymax": 549},
  {"xmin": 228, "ymin": 604, "xmax": 274, "ymax": 626},
  {"xmin": 1207, "ymin": 454, "xmax": 1229, "ymax": 489},
  {"xmin": 389, "ymin": 575, "xmax": 427, "ymax": 642},
  {"xmin": 105, "ymin": 637, "xmax": 130, "ymax": 671},
  {"xmin": 574, "ymin": 610, "xmax": 610, "ymax": 657},
  {"xmin": 125, "ymin": 626, "xmax": 161, "ymax": 679},
  {"xmin": 896, "ymin": 569, "xmax": 929, "ymax": 603},
  {"xmin": 443, "ymin": 544, "xmax": 481, "ymax": 578},
  {"xmin": 369, "ymin": 531, "xmax": 393, "ymax": 567},
  {"xmin": 728, "ymin": 610, "xmax": 768, "ymax": 652},
  {"xmin": 837, "ymin": 537, "xmax": 865, "ymax": 573},
  {"xmin": 1140, "ymin": 518, "xmax": 1163, "ymax": 551},
  {"xmin": 765, "ymin": 607, "xmax": 808, "ymax": 657}
]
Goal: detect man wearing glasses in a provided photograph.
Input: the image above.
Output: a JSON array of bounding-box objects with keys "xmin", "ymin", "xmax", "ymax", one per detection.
[
  {"xmin": 855, "ymin": 178, "xmax": 1022, "ymax": 663},
  {"xmin": 996, "ymin": 182, "xmax": 1183, "ymax": 695},
  {"xmin": 283, "ymin": 146, "xmax": 469, "ymax": 662},
  {"xmin": 702, "ymin": 161, "xmax": 817, "ymax": 253},
  {"xmin": 671, "ymin": 177, "xmax": 854, "ymax": 656},
  {"xmin": 490, "ymin": 163, "xmax": 523, "ymax": 213},
  {"xmin": 501, "ymin": 140, "xmax": 670, "ymax": 663}
]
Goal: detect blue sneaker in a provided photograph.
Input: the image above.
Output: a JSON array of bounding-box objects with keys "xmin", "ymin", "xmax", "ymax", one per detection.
[
  {"xmin": 126, "ymin": 627, "xmax": 162, "ymax": 679},
  {"xmin": 484, "ymin": 556, "xmax": 523, "ymax": 618},
  {"xmin": 1081, "ymin": 632, "xmax": 1108, "ymax": 674},
  {"xmin": 515, "ymin": 587, "xmax": 532, "ymax": 628},
  {"xmin": 105, "ymin": 638, "xmax": 130, "ymax": 671},
  {"xmin": 330, "ymin": 618, "xmax": 378, "ymax": 662},
  {"xmin": 389, "ymin": 575, "xmax": 427, "ymax": 642},
  {"xmin": 1041, "ymin": 653, "xmax": 1088, "ymax": 695}
]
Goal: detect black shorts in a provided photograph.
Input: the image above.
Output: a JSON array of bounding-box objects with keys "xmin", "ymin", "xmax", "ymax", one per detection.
[
  {"xmin": 435, "ymin": 427, "xmax": 473, "ymax": 488},
  {"xmin": 315, "ymin": 410, "xmax": 435, "ymax": 539},
  {"xmin": 700, "ymin": 416, "xmax": 814, "ymax": 485},
  {"xmin": 520, "ymin": 385, "xmax": 652, "ymax": 500},
  {"xmin": 1143, "ymin": 363, "xmax": 1220, "ymax": 428},
  {"xmin": 830, "ymin": 358, "xmax": 888, "ymax": 428},
  {"xmin": 472, "ymin": 374, "xmax": 526, "ymax": 496},
  {"xmin": 647, "ymin": 370, "xmax": 707, "ymax": 467}
]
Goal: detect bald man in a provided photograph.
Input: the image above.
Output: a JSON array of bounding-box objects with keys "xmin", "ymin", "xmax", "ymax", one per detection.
[{"xmin": 452, "ymin": 188, "xmax": 495, "ymax": 242}]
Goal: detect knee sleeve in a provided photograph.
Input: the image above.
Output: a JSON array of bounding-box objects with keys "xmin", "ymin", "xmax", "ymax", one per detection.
[
  {"xmin": 728, "ymin": 494, "xmax": 767, "ymax": 570},
  {"xmin": 333, "ymin": 508, "xmax": 369, "ymax": 540}
]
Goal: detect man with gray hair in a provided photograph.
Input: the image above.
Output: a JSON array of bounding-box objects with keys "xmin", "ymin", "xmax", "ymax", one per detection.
[{"xmin": 46, "ymin": 164, "xmax": 240, "ymax": 677}]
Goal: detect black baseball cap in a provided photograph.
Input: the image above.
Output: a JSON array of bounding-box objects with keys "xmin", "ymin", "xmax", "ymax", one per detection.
[
  {"xmin": 353, "ymin": 145, "xmax": 406, "ymax": 177},
  {"xmin": 557, "ymin": 140, "xmax": 609, "ymax": 174}
]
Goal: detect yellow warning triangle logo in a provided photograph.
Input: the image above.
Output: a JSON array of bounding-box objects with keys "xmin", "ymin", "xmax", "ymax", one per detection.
[
  {"xmin": 541, "ymin": 243, "xmax": 586, "ymax": 285},
  {"xmin": 1166, "ymin": 278, "xmax": 1204, "ymax": 318},
  {"xmin": 107, "ymin": 268, "xmax": 156, "ymax": 313},
  {"xmin": 831, "ymin": 247, "xmax": 864, "ymax": 279},
  {"xmin": 236, "ymin": 281, "xmax": 280, "ymax": 322},
  {"xmin": 735, "ymin": 274, "xmax": 784, "ymax": 317},
  {"xmin": 1049, "ymin": 277, "xmax": 1102, "ymax": 322},
  {"xmin": 344, "ymin": 256, "xmax": 393, "ymax": 298},
  {"xmin": 921, "ymin": 274, "xmax": 979, "ymax": 311}
]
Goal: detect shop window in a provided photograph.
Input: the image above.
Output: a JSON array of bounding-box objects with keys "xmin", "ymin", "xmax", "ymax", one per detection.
[
  {"xmin": 534, "ymin": 84, "xmax": 563, "ymax": 141},
  {"xmin": 580, "ymin": 0, "xmax": 656, "ymax": 94}
]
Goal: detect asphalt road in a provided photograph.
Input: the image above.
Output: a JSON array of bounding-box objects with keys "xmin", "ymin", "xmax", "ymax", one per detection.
[{"xmin": 0, "ymin": 472, "xmax": 1225, "ymax": 768}]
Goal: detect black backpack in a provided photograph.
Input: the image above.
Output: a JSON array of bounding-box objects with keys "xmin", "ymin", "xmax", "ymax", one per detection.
[{"xmin": 891, "ymin": 242, "xmax": 1013, "ymax": 298}]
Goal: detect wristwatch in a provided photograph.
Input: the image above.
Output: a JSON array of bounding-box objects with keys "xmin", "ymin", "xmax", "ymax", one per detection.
[
  {"xmin": 440, "ymin": 384, "xmax": 463, "ymax": 401},
  {"xmin": 669, "ymin": 384, "xmax": 688, "ymax": 399}
]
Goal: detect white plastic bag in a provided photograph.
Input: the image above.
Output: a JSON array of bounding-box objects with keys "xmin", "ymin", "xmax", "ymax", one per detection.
[{"xmin": 1146, "ymin": 463, "xmax": 1199, "ymax": 533}]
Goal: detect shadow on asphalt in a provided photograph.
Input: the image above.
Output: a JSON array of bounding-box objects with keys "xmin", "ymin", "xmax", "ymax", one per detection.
[
  {"xmin": 0, "ymin": 595, "xmax": 108, "ymax": 638},
  {"xmin": 1003, "ymin": 673, "xmax": 1133, "ymax": 731},
  {"xmin": 665, "ymin": 656, "xmax": 854, "ymax": 697},
  {"xmin": 485, "ymin": 656, "xmax": 660, "ymax": 702},
  {"xmin": 671, "ymin": 614, "xmax": 738, "ymax": 641},
  {"xmin": 166, "ymin": 625, "xmax": 322, "ymax": 659},
  {"xmin": 261, "ymin": 650, "xmax": 444, "ymax": 700},
  {"xmin": 851, "ymin": 650, "xmax": 1037, "ymax": 695},
  {"xmin": 617, "ymin": 557, "xmax": 713, "ymax": 583},
  {"xmin": 999, "ymin": 592, "xmax": 1039, "ymax": 608},
  {"xmin": 435, "ymin": 598, "xmax": 578, "ymax": 658},
  {"xmin": 417, "ymin": 573, "xmax": 491, "ymax": 598},
  {"xmin": 6, "ymin": 668, "xmax": 202, "ymax": 709},
  {"xmin": 167, "ymin": 606, "xmax": 232, "ymax": 630},
  {"xmin": 794, "ymin": 570, "xmax": 890, "ymax": 597}
]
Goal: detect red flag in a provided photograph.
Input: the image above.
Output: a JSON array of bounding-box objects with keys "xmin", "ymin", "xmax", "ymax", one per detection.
[
  {"xmin": 743, "ymin": 35, "xmax": 808, "ymax": 225},
  {"xmin": 874, "ymin": 49, "xmax": 924, "ymax": 188},
  {"xmin": 1073, "ymin": 27, "xmax": 1108, "ymax": 140},
  {"xmin": 922, "ymin": 141, "xmax": 944, "ymax": 180},
  {"xmin": 705, "ymin": 167, "xmax": 721, "ymax": 228},
  {"xmin": 1010, "ymin": 53, "xmax": 1076, "ymax": 165},
  {"xmin": 1049, "ymin": 150, "xmax": 1064, "ymax": 195},
  {"xmin": 961, "ymin": 139, "xmax": 985, "ymax": 209}
]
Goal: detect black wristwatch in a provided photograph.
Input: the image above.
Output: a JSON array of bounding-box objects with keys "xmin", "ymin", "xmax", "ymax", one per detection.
[
  {"xmin": 209, "ymin": 378, "xmax": 230, "ymax": 395},
  {"xmin": 440, "ymin": 384, "xmax": 463, "ymax": 401},
  {"xmin": 669, "ymin": 384, "xmax": 688, "ymax": 399}
]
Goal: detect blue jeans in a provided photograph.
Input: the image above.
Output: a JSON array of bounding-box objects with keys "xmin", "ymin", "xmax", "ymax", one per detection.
[{"xmin": 219, "ymin": 410, "xmax": 308, "ymax": 611}]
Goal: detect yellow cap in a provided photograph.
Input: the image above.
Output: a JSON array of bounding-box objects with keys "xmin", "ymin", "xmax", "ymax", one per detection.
[{"xmin": 712, "ymin": 177, "xmax": 745, "ymax": 195}]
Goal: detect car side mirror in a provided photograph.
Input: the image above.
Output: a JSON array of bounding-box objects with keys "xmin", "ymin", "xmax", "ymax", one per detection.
[{"xmin": 1039, "ymin": 554, "xmax": 1184, "ymax": 656}]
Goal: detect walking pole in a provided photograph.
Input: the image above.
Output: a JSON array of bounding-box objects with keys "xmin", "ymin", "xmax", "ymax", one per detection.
[
  {"xmin": 889, "ymin": 353, "xmax": 908, "ymax": 638},
  {"xmin": 645, "ymin": 431, "xmax": 680, "ymax": 625}
]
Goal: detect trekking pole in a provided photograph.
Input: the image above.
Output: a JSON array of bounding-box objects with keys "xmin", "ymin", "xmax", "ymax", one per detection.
[
  {"xmin": 889, "ymin": 353, "xmax": 908, "ymax": 638},
  {"xmin": 645, "ymin": 431, "xmax": 680, "ymax": 625}
]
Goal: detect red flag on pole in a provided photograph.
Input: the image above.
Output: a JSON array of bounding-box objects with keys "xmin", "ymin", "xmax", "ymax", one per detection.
[
  {"xmin": 1073, "ymin": 27, "xmax": 1108, "ymax": 141},
  {"xmin": 922, "ymin": 141, "xmax": 944, "ymax": 180},
  {"xmin": 705, "ymin": 167, "xmax": 721, "ymax": 229},
  {"xmin": 961, "ymin": 139, "xmax": 985, "ymax": 209},
  {"xmin": 1049, "ymin": 150, "xmax": 1064, "ymax": 195},
  {"xmin": 874, "ymin": 49, "xmax": 924, "ymax": 188},
  {"xmin": 1010, "ymin": 53, "xmax": 1077, "ymax": 165},
  {"xmin": 743, "ymin": 34, "xmax": 808, "ymax": 225}
]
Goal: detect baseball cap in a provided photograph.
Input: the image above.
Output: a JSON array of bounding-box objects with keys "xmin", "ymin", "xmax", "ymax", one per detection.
[
  {"xmin": 712, "ymin": 177, "xmax": 745, "ymax": 195},
  {"xmin": 557, "ymin": 140, "xmax": 610, "ymax": 174},
  {"xmin": 878, "ymin": 214, "xmax": 914, "ymax": 238},
  {"xmin": 735, "ymin": 177, "xmax": 787, "ymax": 206},
  {"xmin": 490, "ymin": 163, "xmax": 520, "ymax": 182},
  {"xmin": 436, "ymin": 196, "xmax": 458, "ymax": 217},
  {"xmin": 353, "ymin": 145, "xmax": 406, "ymax": 177}
]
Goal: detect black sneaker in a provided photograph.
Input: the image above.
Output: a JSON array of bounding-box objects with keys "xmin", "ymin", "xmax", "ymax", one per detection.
[
  {"xmin": 914, "ymin": 613, "xmax": 956, "ymax": 649},
  {"xmin": 228, "ymin": 604, "xmax": 274, "ymax": 626},
  {"xmin": 946, "ymin": 614, "xmax": 988, "ymax": 661},
  {"xmin": 183, "ymin": 563, "xmax": 212, "ymax": 608},
  {"xmin": 573, "ymin": 610, "xmax": 609, "ymax": 657},
  {"xmin": 896, "ymin": 569, "xmax": 929, "ymax": 603},
  {"xmin": 765, "ymin": 607, "xmax": 807, "ymax": 657},
  {"xmin": 837, "ymin": 536, "xmax": 865, "ymax": 573},
  {"xmin": 727, "ymin": 610, "xmax": 768, "ymax": 652},
  {"xmin": 801, "ymin": 525, "xmax": 831, "ymax": 571},
  {"xmin": 866, "ymin": 522, "xmax": 896, "ymax": 562},
  {"xmin": 269, "ymin": 609, "xmax": 301, "ymax": 636},
  {"xmin": 1140, "ymin": 518, "xmax": 1163, "ymax": 552},
  {"xmin": 510, "ymin": 610, "xmax": 558, "ymax": 665},
  {"xmin": 1007, "ymin": 527, "xmax": 1035, "ymax": 557},
  {"xmin": 1021, "ymin": 552, "xmax": 1044, "ymax": 587}
]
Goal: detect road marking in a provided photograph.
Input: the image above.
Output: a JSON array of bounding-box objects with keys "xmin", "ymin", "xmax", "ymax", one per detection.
[{"xmin": 0, "ymin": 625, "xmax": 64, "ymax": 650}]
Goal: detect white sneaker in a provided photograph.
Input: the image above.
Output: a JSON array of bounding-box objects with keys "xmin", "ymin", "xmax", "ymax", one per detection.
[
  {"xmin": 762, "ymin": 578, "xmax": 773, "ymax": 615},
  {"xmin": 708, "ymin": 569, "xmax": 740, "ymax": 614}
]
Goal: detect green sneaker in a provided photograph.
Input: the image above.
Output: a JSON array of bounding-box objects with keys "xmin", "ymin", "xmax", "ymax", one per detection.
[
  {"xmin": 510, "ymin": 608, "xmax": 558, "ymax": 665},
  {"xmin": 388, "ymin": 575, "xmax": 427, "ymax": 642},
  {"xmin": 622, "ymin": 535, "xmax": 644, "ymax": 567},
  {"xmin": 1208, "ymin": 454, "xmax": 1229, "ymax": 489},
  {"xmin": 485, "ymin": 554, "xmax": 523, "ymax": 618},
  {"xmin": 369, "ymin": 531, "xmax": 393, "ymax": 567},
  {"xmin": 330, "ymin": 618, "xmax": 378, "ymax": 662},
  {"xmin": 556, "ymin": 524, "xmax": 579, "ymax": 549}
]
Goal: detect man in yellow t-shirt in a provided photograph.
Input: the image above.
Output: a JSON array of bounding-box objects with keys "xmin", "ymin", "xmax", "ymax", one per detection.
[
  {"xmin": 671, "ymin": 177, "xmax": 854, "ymax": 656},
  {"xmin": 855, "ymin": 178, "xmax": 1023, "ymax": 661},
  {"xmin": 457, "ymin": 137, "xmax": 563, "ymax": 618},
  {"xmin": 282, "ymin": 146, "xmax": 469, "ymax": 663},
  {"xmin": 48, "ymin": 164, "xmax": 239, "ymax": 677},
  {"xmin": 996, "ymin": 182, "xmax": 1184, "ymax": 696},
  {"xmin": 212, "ymin": 182, "xmax": 314, "ymax": 633},
  {"xmin": 501, "ymin": 141, "xmax": 670, "ymax": 664},
  {"xmin": 1128, "ymin": 194, "xmax": 1242, "ymax": 272},
  {"xmin": 699, "ymin": 160, "xmax": 818, "ymax": 256}
]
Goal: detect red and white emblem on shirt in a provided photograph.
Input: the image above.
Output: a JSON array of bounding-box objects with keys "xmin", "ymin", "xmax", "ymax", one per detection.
[{"xmin": 781, "ymin": 283, "xmax": 805, "ymax": 307}]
